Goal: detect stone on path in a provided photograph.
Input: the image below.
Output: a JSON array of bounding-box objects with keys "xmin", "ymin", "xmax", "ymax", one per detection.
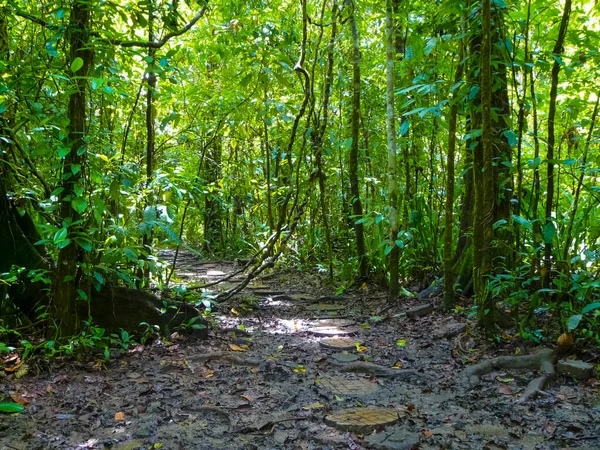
[
  {"xmin": 405, "ymin": 304, "xmax": 433, "ymax": 318},
  {"xmin": 319, "ymin": 337, "xmax": 359, "ymax": 350},
  {"xmin": 324, "ymin": 408, "xmax": 400, "ymax": 433},
  {"xmin": 436, "ymin": 322, "xmax": 466, "ymax": 339},
  {"xmin": 309, "ymin": 326, "xmax": 359, "ymax": 337},
  {"xmin": 330, "ymin": 352, "xmax": 360, "ymax": 363},
  {"xmin": 364, "ymin": 426, "xmax": 421, "ymax": 450},
  {"xmin": 306, "ymin": 303, "xmax": 346, "ymax": 312},
  {"xmin": 557, "ymin": 360, "xmax": 595, "ymax": 380},
  {"xmin": 206, "ymin": 270, "xmax": 226, "ymax": 276},
  {"xmin": 318, "ymin": 375, "xmax": 379, "ymax": 396}
]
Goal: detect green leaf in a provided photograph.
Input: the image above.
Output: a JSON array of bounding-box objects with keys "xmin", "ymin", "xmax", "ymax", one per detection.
[
  {"xmin": 124, "ymin": 248, "xmax": 138, "ymax": 262},
  {"xmin": 527, "ymin": 156, "xmax": 541, "ymax": 169},
  {"xmin": 58, "ymin": 146, "xmax": 71, "ymax": 158},
  {"xmin": 0, "ymin": 403, "xmax": 24, "ymax": 414},
  {"xmin": 566, "ymin": 314, "xmax": 582, "ymax": 331},
  {"xmin": 425, "ymin": 37, "xmax": 437, "ymax": 56},
  {"xmin": 54, "ymin": 228, "xmax": 68, "ymax": 244},
  {"xmin": 582, "ymin": 303, "xmax": 600, "ymax": 314},
  {"xmin": 71, "ymin": 197, "xmax": 88, "ymax": 214},
  {"xmin": 75, "ymin": 237, "xmax": 92, "ymax": 252},
  {"xmin": 512, "ymin": 215, "xmax": 532, "ymax": 231},
  {"xmin": 71, "ymin": 57, "xmax": 84, "ymax": 73},
  {"xmin": 542, "ymin": 222, "xmax": 555, "ymax": 244},
  {"xmin": 399, "ymin": 120, "xmax": 410, "ymax": 136}
]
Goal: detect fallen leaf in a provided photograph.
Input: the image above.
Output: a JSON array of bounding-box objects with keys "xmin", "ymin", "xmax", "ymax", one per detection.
[
  {"xmin": 293, "ymin": 365, "xmax": 307, "ymax": 373},
  {"xmin": 47, "ymin": 385, "xmax": 53, "ymax": 394},
  {"xmin": 423, "ymin": 430, "xmax": 433, "ymax": 439},
  {"xmin": 558, "ymin": 333, "xmax": 574, "ymax": 347},
  {"xmin": 356, "ymin": 345, "xmax": 368, "ymax": 353},
  {"xmin": 498, "ymin": 384, "xmax": 513, "ymax": 395},
  {"xmin": 396, "ymin": 339, "xmax": 407, "ymax": 347},
  {"xmin": 377, "ymin": 337, "xmax": 385, "ymax": 346},
  {"xmin": 407, "ymin": 404, "xmax": 415, "ymax": 412},
  {"xmin": 4, "ymin": 360, "xmax": 24, "ymax": 372},
  {"xmin": 392, "ymin": 362, "xmax": 403, "ymax": 369},
  {"xmin": 302, "ymin": 402, "xmax": 325, "ymax": 410},
  {"xmin": 241, "ymin": 394, "xmax": 256, "ymax": 402},
  {"xmin": 496, "ymin": 376, "xmax": 514, "ymax": 383},
  {"xmin": 360, "ymin": 283, "xmax": 368, "ymax": 290},
  {"xmin": 228, "ymin": 344, "xmax": 247, "ymax": 352},
  {"xmin": 114, "ymin": 411, "xmax": 125, "ymax": 421},
  {"xmin": 231, "ymin": 308, "xmax": 239, "ymax": 315}
]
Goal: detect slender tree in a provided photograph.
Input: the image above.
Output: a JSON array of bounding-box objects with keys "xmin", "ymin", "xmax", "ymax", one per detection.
[
  {"xmin": 347, "ymin": 0, "xmax": 368, "ymax": 279},
  {"xmin": 543, "ymin": 0, "xmax": 572, "ymax": 289},
  {"xmin": 385, "ymin": 0, "xmax": 399, "ymax": 298}
]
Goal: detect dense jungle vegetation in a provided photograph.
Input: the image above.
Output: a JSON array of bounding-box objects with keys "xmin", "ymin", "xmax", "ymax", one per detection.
[{"xmin": 1, "ymin": 0, "xmax": 600, "ymax": 352}]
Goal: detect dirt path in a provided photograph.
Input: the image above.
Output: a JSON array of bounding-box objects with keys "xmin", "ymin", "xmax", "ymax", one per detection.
[{"xmin": 1, "ymin": 252, "xmax": 599, "ymax": 449}]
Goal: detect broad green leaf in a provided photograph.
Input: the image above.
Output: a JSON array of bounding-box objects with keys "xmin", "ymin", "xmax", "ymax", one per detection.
[
  {"xmin": 75, "ymin": 237, "xmax": 92, "ymax": 252},
  {"xmin": 71, "ymin": 57, "xmax": 84, "ymax": 73},
  {"xmin": 566, "ymin": 314, "xmax": 582, "ymax": 331},
  {"xmin": 542, "ymin": 222, "xmax": 555, "ymax": 244},
  {"xmin": 71, "ymin": 197, "xmax": 88, "ymax": 214},
  {"xmin": 124, "ymin": 248, "xmax": 138, "ymax": 262},
  {"xmin": 582, "ymin": 303, "xmax": 600, "ymax": 314},
  {"xmin": 0, "ymin": 403, "xmax": 24, "ymax": 413},
  {"xmin": 425, "ymin": 37, "xmax": 437, "ymax": 55},
  {"xmin": 527, "ymin": 156, "xmax": 541, "ymax": 169},
  {"xmin": 512, "ymin": 215, "xmax": 532, "ymax": 231},
  {"xmin": 54, "ymin": 228, "xmax": 68, "ymax": 244}
]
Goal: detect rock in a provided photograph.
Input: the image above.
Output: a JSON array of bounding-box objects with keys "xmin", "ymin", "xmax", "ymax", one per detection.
[
  {"xmin": 330, "ymin": 352, "xmax": 360, "ymax": 363},
  {"xmin": 364, "ymin": 426, "xmax": 420, "ymax": 450},
  {"xmin": 320, "ymin": 337, "xmax": 359, "ymax": 350},
  {"xmin": 557, "ymin": 360, "xmax": 595, "ymax": 380},
  {"xmin": 437, "ymin": 322, "xmax": 466, "ymax": 339},
  {"xmin": 405, "ymin": 304, "xmax": 433, "ymax": 318},
  {"xmin": 324, "ymin": 408, "xmax": 400, "ymax": 433},
  {"xmin": 309, "ymin": 326, "xmax": 359, "ymax": 337}
]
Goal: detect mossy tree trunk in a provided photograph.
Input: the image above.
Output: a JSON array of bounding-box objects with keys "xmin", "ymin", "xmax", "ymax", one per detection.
[
  {"xmin": 52, "ymin": 0, "xmax": 93, "ymax": 335},
  {"xmin": 385, "ymin": 0, "xmax": 400, "ymax": 298},
  {"xmin": 347, "ymin": 0, "xmax": 368, "ymax": 280}
]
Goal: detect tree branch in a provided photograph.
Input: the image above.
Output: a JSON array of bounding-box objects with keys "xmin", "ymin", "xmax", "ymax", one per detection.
[{"xmin": 108, "ymin": 6, "xmax": 208, "ymax": 48}]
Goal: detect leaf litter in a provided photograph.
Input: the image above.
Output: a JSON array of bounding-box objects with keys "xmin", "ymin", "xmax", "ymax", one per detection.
[{"xmin": 0, "ymin": 251, "xmax": 599, "ymax": 449}]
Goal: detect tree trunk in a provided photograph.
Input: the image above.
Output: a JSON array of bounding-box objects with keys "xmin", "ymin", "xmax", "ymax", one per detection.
[
  {"xmin": 204, "ymin": 139, "xmax": 223, "ymax": 253},
  {"xmin": 52, "ymin": 0, "xmax": 93, "ymax": 335},
  {"xmin": 476, "ymin": 0, "xmax": 495, "ymax": 330},
  {"xmin": 385, "ymin": 0, "xmax": 399, "ymax": 298},
  {"xmin": 347, "ymin": 0, "xmax": 368, "ymax": 279},
  {"xmin": 443, "ymin": 17, "xmax": 465, "ymax": 310},
  {"xmin": 542, "ymin": 0, "xmax": 571, "ymax": 289}
]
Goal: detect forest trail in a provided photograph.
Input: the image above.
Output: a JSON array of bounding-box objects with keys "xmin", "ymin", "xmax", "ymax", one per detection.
[{"xmin": 1, "ymin": 252, "xmax": 599, "ymax": 450}]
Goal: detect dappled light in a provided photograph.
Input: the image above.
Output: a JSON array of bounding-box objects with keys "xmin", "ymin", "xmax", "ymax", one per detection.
[{"xmin": 1, "ymin": 0, "xmax": 600, "ymax": 448}]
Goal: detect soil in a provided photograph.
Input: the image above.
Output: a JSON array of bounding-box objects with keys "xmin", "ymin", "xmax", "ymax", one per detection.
[{"xmin": 1, "ymin": 251, "xmax": 599, "ymax": 450}]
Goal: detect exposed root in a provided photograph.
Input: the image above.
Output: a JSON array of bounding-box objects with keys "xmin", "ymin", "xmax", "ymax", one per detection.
[
  {"xmin": 461, "ymin": 348, "xmax": 556, "ymax": 402},
  {"xmin": 340, "ymin": 362, "xmax": 420, "ymax": 380},
  {"xmin": 217, "ymin": 327, "xmax": 252, "ymax": 337},
  {"xmin": 519, "ymin": 375, "xmax": 551, "ymax": 403},
  {"xmin": 192, "ymin": 352, "xmax": 263, "ymax": 366}
]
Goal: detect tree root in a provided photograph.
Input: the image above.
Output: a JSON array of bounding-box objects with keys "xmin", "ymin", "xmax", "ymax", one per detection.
[
  {"xmin": 193, "ymin": 352, "xmax": 263, "ymax": 367},
  {"xmin": 461, "ymin": 348, "xmax": 555, "ymax": 402}
]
